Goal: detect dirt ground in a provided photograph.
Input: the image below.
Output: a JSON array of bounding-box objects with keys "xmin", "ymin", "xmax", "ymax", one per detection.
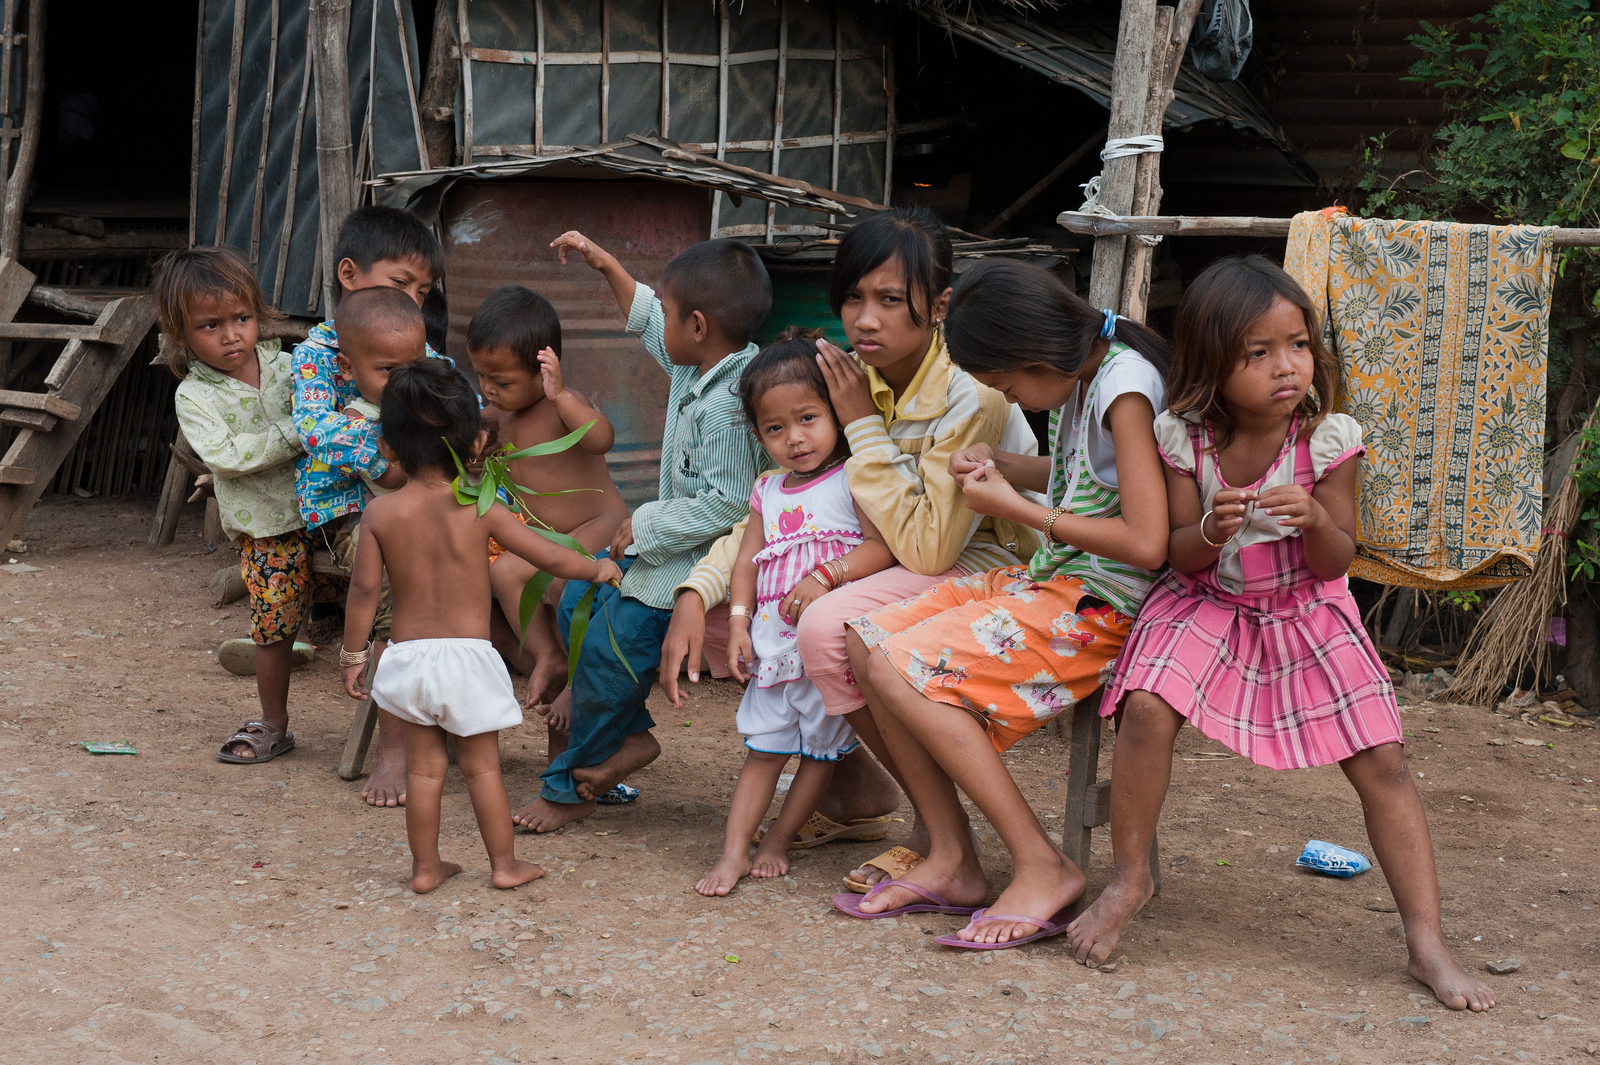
[{"xmin": 2, "ymin": 495, "xmax": 1598, "ymax": 1065}]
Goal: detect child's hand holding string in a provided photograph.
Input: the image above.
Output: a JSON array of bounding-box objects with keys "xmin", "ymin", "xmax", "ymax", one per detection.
[
  {"xmin": 814, "ymin": 339, "xmax": 879, "ymax": 427},
  {"xmin": 593, "ymin": 557, "xmax": 624, "ymax": 589},
  {"xmin": 954, "ymin": 460, "xmax": 1022, "ymax": 518},
  {"xmin": 1255, "ymin": 484, "xmax": 1324, "ymax": 530},
  {"xmin": 948, "ymin": 443, "xmax": 996, "ymax": 480},
  {"xmin": 1203, "ymin": 486, "xmax": 1255, "ymax": 544}
]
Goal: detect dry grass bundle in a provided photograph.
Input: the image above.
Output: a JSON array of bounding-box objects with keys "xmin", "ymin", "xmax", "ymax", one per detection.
[{"xmin": 1444, "ymin": 427, "xmax": 1590, "ymax": 706}]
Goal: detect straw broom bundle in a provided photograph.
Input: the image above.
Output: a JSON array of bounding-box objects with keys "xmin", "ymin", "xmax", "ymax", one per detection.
[{"xmin": 1443, "ymin": 412, "xmax": 1594, "ymax": 706}]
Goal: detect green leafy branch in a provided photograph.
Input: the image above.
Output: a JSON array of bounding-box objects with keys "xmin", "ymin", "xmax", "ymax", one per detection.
[{"xmin": 447, "ymin": 419, "xmax": 636, "ymax": 683}]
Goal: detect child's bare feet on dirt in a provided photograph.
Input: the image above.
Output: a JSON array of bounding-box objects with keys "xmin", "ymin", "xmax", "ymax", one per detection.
[
  {"xmin": 411, "ymin": 860, "xmax": 461, "ymax": 894},
  {"xmin": 510, "ymin": 796, "xmax": 594, "ymax": 832},
  {"xmin": 362, "ymin": 745, "xmax": 407, "ymax": 807},
  {"xmin": 1409, "ymin": 938, "xmax": 1496, "ymax": 1011},
  {"xmin": 749, "ymin": 844, "xmax": 790, "ymax": 879},
  {"xmin": 572, "ymin": 732, "xmax": 661, "ymax": 800},
  {"xmin": 956, "ymin": 856, "xmax": 1085, "ymax": 944},
  {"xmin": 858, "ymin": 851, "xmax": 987, "ymax": 915},
  {"xmin": 1067, "ymin": 870, "xmax": 1154, "ymax": 965},
  {"xmin": 491, "ymin": 859, "xmax": 546, "ymax": 889},
  {"xmin": 695, "ymin": 853, "xmax": 752, "ymax": 896}
]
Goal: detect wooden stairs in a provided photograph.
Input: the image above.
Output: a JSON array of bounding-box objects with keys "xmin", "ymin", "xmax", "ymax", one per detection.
[{"xmin": 0, "ymin": 257, "xmax": 158, "ymax": 546}]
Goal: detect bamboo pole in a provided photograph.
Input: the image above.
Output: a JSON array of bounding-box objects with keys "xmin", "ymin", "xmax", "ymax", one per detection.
[
  {"xmin": 766, "ymin": 0, "xmax": 788, "ymax": 244},
  {"xmin": 273, "ymin": 16, "xmax": 314, "ymax": 306},
  {"xmin": 215, "ymin": 0, "xmax": 248, "ymax": 245},
  {"xmin": 391, "ymin": 0, "xmax": 427, "ymax": 169},
  {"xmin": 1085, "ymin": 0, "xmax": 1156, "ymax": 314},
  {"xmin": 0, "ymin": 0, "xmax": 43, "ymax": 261},
  {"xmin": 249, "ymin": 0, "xmax": 282, "ymax": 268},
  {"xmin": 311, "ymin": 0, "xmax": 357, "ymax": 314},
  {"xmin": 710, "ymin": 0, "xmax": 729, "ymax": 237},
  {"xmin": 1118, "ymin": 0, "xmax": 1203, "ymax": 320},
  {"xmin": 1059, "ymin": 212, "xmax": 1600, "ymax": 247}
]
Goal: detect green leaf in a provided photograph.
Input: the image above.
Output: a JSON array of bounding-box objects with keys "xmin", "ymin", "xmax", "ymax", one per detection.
[
  {"xmin": 603, "ymin": 599, "xmax": 639, "ymax": 682},
  {"xmin": 529, "ymin": 526, "xmax": 589, "ymax": 555},
  {"xmin": 519, "ymin": 570, "xmax": 555, "ymax": 635},
  {"xmin": 566, "ymin": 583, "xmax": 597, "ymax": 685},
  {"xmin": 510, "ymin": 483, "xmax": 602, "ymax": 498},
  {"xmin": 501, "ymin": 420, "xmax": 595, "ymax": 461},
  {"xmin": 450, "ymin": 475, "xmax": 478, "ymax": 507},
  {"xmin": 476, "ymin": 466, "xmax": 498, "ymax": 518}
]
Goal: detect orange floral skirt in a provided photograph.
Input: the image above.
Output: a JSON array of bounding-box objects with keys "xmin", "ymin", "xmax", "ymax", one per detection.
[{"xmin": 850, "ymin": 566, "xmax": 1131, "ymax": 753}]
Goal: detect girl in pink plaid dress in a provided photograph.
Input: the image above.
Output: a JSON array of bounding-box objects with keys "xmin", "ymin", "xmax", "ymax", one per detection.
[{"xmin": 1068, "ymin": 256, "xmax": 1493, "ymax": 1013}]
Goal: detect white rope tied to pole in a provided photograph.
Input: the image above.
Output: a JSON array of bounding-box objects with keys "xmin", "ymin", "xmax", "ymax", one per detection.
[{"xmin": 1080, "ymin": 135, "xmax": 1168, "ymax": 245}]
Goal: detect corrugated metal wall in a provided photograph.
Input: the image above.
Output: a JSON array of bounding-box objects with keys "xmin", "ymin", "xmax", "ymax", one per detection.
[
  {"xmin": 1252, "ymin": 0, "xmax": 1493, "ymax": 176},
  {"xmin": 438, "ymin": 178, "xmax": 713, "ymax": 504}
]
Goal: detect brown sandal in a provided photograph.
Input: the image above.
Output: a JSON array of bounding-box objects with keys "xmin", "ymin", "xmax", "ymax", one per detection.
[
  {"xmin": 216, "ymin": 720, "xmax": 295, "ymax": 764},
  {"xmin": 751, "ymin": 811, "xmax": 892, "ymax": 849},
  {"xmin": 842, "ymin": 845, "xmax": 925, "ymax": 893}
]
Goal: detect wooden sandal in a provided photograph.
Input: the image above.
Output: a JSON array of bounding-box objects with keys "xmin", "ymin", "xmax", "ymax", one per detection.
[
  {"xmin": 215, "ymin": 720, "xmax": 295, "ymax": 764},
  {"xmin": 842, "ymin": 845, "xmax": 925, "ymax": 893}
]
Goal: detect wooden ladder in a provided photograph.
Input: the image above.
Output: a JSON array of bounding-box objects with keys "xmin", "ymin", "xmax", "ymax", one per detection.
[{"xmin": 0, "ymin": 257, "xmax": 158, "ymax": 546}]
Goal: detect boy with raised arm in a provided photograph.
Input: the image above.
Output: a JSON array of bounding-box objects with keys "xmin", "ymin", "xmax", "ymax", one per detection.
[{"xmin": 509, "ymin": 231, "xmax": 770, "ymax": 832}]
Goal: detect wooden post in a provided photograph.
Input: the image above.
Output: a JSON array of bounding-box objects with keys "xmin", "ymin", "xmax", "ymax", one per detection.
[
  {"xmin": 417, "ymin": 0, "xmax": 458, "ymax": 168},
  {"xmin": 0, "ymin": 0, "xmax": 42, "ymax": 262},
  {"xmin": 310, "ymin": 0, "xmax": 357, "ymax": 316},
  {"xmin": 1118, "ymin": 0, "xmax": 1204, "ymax": 320},
  {"xmin": 1086, "ymin": 0, "xmax": 1157, "ymax": 314}
]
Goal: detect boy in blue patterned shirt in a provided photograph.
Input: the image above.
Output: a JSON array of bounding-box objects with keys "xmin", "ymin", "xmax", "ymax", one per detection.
[
  {"xmin": 291, "ymin": 205, "xmax": 446, "ymax": 807},
  {"xmin": 510, "ymin": 231, "xmax": 770, "ymax": 833}
]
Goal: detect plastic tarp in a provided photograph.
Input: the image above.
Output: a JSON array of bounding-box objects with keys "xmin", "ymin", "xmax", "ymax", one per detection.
[{"xmin": 193, "ymin": 0, "xmax": 425, "ymax": 316}]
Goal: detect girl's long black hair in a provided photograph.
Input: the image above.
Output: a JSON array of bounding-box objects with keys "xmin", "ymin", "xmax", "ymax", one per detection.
[
  {"xmin": 828, "ymin": 207, "xmax": 952, "ymax": 328},
  {"xmin": 942, "ymin": 259, "xmax": 1172, "ymax": 379}
]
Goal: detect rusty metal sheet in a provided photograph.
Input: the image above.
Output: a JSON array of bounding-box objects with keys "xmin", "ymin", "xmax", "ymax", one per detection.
[{"xmin": 439, "ymin": 178, "xmax": 713, "ymax": 504}]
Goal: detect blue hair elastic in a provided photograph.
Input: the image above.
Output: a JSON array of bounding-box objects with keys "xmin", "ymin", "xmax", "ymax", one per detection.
[{"xmin": 1099, "ymin": 308, "xmax": 1117, "ymax": 338}]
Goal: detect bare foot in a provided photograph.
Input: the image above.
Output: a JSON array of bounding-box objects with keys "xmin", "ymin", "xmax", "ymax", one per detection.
[
  {"xmin": 491, "ymin": 859, "xmax": 547, "ymax": 889},
  {"xmin": 510, "ymin": 796, "xmax": 595, "ymax": 832},
  {"xmin": 1408, "ymin": 937, "xmax": 1496, "ymax": 1011},
  {"xmin": 750, "ymin": 844, "xmax": 790, "ymax": 878},
  {"xmin": 572, "ymin": 732, "xmax": 661, "ymax": 801},
  {"xmin": 695, "ymin": 853, "xmax": 752, "ymax": 896},
  {"xmin": 362, "ymin": 744, "xmax": 407, "ymax": 807},
  {"xmin": 412, "ymin": 860, "xmax": 462, "ymax": 894},
  {"xmin": 1066, "ymin": 870, "xmax": 1154, "ymax": 965},
  {"xmin": 857, "ymin": 851, "xmax": 987, "ymax": 915},
  {"xmin": 525, "ymin": 655, "xmax": 567, "ymax": 710},
  {"xmin": 957, "ymin": 855, "xmax": 1085, "ymax": 945}
]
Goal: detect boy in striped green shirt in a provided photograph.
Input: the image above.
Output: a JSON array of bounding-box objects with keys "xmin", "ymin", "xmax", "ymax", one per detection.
[{"xmin": 511, "ymin": 231, "xmax": 770, "ymax": 832}]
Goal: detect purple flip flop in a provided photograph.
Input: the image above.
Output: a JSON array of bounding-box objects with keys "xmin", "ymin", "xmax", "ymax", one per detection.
[
  {"xmin": 832, "ymin": 879, "xmax": 982, "ymax": 920},
  {"xmin": 933, "ymin": 906, "xmax": 1075, "ymax": 949}
]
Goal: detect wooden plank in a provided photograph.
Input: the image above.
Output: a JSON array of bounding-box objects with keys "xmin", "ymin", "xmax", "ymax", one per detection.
[
  {"xmin": 189, "ymin": 0, "xmax": 204, "ymax": 247},
  {"xmin": 457, "ymin": 0, "xmax": 474, "ymax": 161},
  {"xmin": 273, "ymin": 16, "xmax": 315, "ymax": 305},
  {"xmin": 337, "ymin": 656, "xmax": 379, "ymax": 780},
  {"xmin": 418, "ymin": 0, "xmax": 458, "ymax": 168},
  {"xmin": 249, "ymin": 0, "xmax": 282, "ymax": 267},
  {"xmin": 1086, "ymin": 0, "xmax": 1157, "ymax": 314},
  {"xmin": 0, "ymin": 296, "xmax": 157, "ymax": 547},
  {"xmin": 0, "ymin": 464, "xmax": 34, "ymax": 484},
  {"xmin": 148, "ymin": 450, "xmax": 191, "ymax": 547},
  {"xmin": 0, "ymin": 256, "xmax": 35, "ymax": 319},
  {"xmin": 0, "ymin": 390, "xmax": 81, "ymax": 419},
  {"xmin": 1060, "ymin": 689, "xmax": 1103, "ymax": 873},
  {"xmin": 1060, "ymin": 211, "xmax": 1600, "ymax": 248},
  {"xmin": 599, "ymin": 0, "xmax": 610, "ymax": 143},
  {"xmin": 391, "ymin": 0, "xmax": 427, "ymax": 169},
  {"xmin": 0, "ymin": 408, "xmax": 54, "ymax": 431},
  {"xmin": 710, "ymin": 1, "xmax": 729, "ymax": 236},
  {"xmin": 766, "ymin": 0, "xmax": 787, "ymax": 244},
  {"xmin": 24, "ymin": 285, "xmax": 119, "ymax": 321},
  {"xmin": 0, "ymin": 323, "xmax": 104, "ymax": 342},
  {"xmin": 659, "ymin": 0, "xmax": 669, "ymax": 138}
]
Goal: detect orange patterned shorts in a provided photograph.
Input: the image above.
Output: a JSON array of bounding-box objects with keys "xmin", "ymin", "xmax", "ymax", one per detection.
[{"xmin": 850, "ymin": 566, "xmax": 1131, "ymax": 753}]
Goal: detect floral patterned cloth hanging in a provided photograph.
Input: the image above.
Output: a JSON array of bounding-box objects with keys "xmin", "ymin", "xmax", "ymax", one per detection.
[{"xmin": 1285, "ymin": 207, "xmax": 1555, "ymax": 589}]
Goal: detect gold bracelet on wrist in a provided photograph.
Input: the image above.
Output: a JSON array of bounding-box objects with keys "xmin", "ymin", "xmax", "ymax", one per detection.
[
  {"xmin": 728, "ymin": 604, "xmax": 752, "ymax": 619},
  {"xmin": 1041, "ymin": 506, "xmax": 1067, "ymax": 544}
]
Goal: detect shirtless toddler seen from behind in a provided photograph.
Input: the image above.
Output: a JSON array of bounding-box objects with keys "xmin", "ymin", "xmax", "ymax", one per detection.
[
  {"xmin": 467, "ymin": 286, "xmax": 629, "ymax": 727},
  {"xmin": 341, "ymin": 359, "xmax": 622, "ymax": 893}
]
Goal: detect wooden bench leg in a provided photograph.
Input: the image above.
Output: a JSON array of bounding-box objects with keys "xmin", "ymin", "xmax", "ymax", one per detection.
[
  {"xmin": 148, "ymin": 453, "xmax": 189, "ymax": 547},
  {"xmin": 1062, "ymin": 690, "xmax": 1104, "ymax": 874}
]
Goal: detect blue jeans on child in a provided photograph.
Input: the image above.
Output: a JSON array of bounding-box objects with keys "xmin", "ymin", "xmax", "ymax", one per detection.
[{"xmin": 540, "ymin": 554, "xmax": 672, "ymax": 805}]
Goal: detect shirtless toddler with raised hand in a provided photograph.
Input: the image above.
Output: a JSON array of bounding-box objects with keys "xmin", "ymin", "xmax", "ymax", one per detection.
[
  {"xmin": 467, "ymin": 285, "xmax": 629, "ymax": 737},
  {"xmin": 341, "ymin": 358, "xmax": 622, "ymax": 894}
]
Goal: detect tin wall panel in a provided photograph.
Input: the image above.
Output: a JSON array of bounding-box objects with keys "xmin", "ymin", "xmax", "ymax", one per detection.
[{"xmin": 439, "ymin": 179, "xmax": 713, "ymax": 504}]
